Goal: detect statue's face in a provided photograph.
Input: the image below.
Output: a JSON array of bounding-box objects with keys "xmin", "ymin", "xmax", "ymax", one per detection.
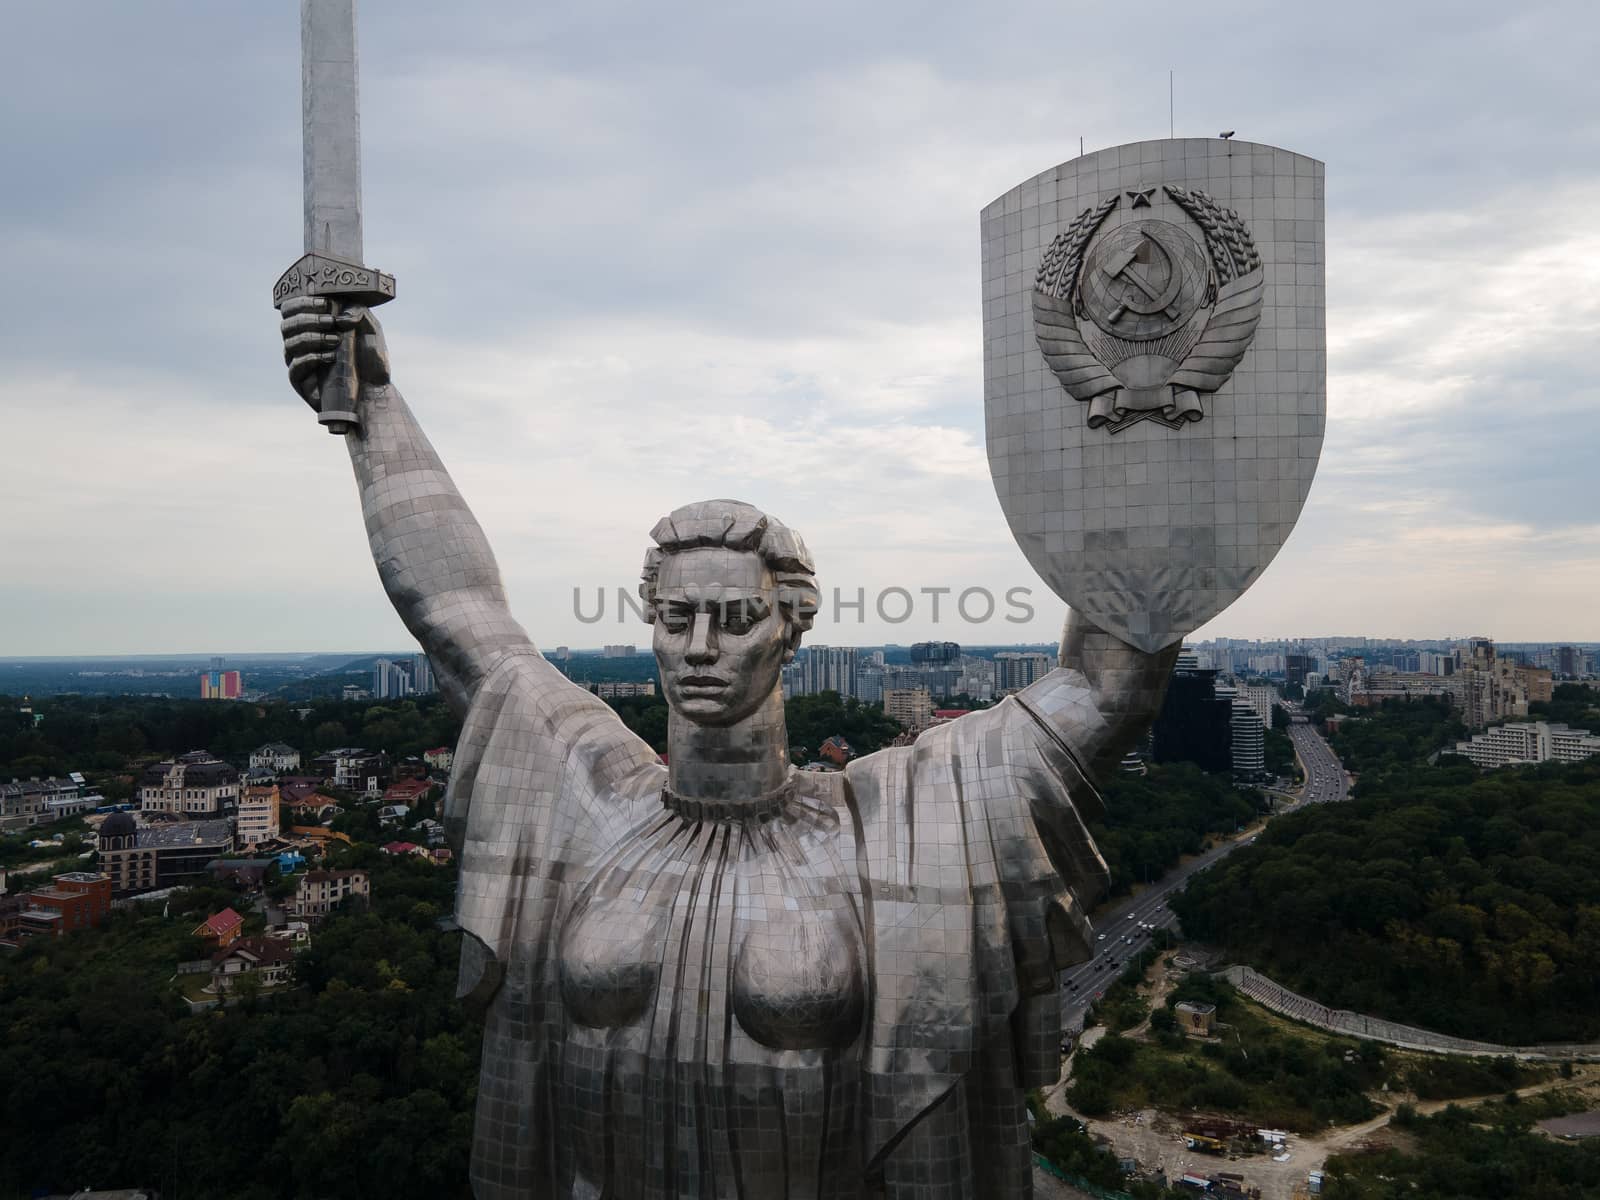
[{"xmin": 652, "ymin": 548, "xmax": 791, "ymax": 726}]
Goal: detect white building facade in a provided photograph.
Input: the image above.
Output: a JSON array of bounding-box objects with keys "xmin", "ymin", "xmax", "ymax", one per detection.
[{"xmin": 1454, "ymin": 722, "xmax": 1600, "ymax": 769}]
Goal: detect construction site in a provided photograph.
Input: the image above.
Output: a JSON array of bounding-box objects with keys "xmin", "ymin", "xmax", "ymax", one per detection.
[{"xmin": 1039, "ymin": 949, "xmax": 1600, "ymax": 1199}]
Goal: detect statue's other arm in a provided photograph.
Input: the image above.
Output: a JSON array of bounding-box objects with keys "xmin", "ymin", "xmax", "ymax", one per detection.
[{"xmin": 281, "ymin": 298, "xmax": 533, "ymax": 713}]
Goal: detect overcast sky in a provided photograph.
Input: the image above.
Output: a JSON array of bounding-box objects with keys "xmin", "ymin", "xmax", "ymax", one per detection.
[{"xmin": 1, "ymin": 1, "xmax": 1596, "ymax": 655}]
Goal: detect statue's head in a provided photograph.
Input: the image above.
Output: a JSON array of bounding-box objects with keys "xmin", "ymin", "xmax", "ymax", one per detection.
[{"xmin": 640, "ymin": 499, "xmax": 817, "ymax": 727}]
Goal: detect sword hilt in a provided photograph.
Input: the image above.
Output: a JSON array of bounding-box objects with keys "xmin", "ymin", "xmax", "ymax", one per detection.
[
  {"xmin": 273, "ymin": 251, "xmax": 396, "ymax": 435},
  {"xmin": 318, "ymin": 308, "xmax": 361, "ymax": 435}
]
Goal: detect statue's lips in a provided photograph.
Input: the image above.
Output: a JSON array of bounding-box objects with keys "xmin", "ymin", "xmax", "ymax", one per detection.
[{"xmin": 679, "ymin": 675, "xmax": 729, "ymax": 691}]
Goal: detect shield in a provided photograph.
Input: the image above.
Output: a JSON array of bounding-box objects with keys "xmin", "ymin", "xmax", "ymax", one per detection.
[{"xmin": 982, "ymin": 139, "xmax": 1325, "ymax": 653}]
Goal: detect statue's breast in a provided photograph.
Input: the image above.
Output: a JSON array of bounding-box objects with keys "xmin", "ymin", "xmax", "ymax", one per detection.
[
  {"xmin": 557, "ymin": 799, "xmax": 864, "ymax": 1053},
  {"xmin": 731, "ymin": 901, "xmax": 864, "ymax": 1051},
  {"xmin": 558, "ymin": 886, "xmax": 667, "ymax": 1031}
]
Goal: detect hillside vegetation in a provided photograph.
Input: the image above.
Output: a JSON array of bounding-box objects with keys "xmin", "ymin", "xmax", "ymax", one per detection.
[{"xmin": 1175, "ymin": 703, "xmax": 1600, "ymax": 1044}]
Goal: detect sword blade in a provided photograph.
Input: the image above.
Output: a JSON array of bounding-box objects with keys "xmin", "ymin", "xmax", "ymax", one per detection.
[{"xmin": 301, "ymin": 0, "xmax": 363, "ymax": 262}]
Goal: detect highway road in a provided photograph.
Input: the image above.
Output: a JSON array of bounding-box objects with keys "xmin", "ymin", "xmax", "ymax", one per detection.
[{"xmin": 1058, "ymin": 712, "xmax": 1349, "ymax": 1032}]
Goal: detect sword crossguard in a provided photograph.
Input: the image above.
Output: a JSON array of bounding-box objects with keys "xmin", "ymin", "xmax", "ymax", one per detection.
[{"xmin": 273, "ymin": 252, "xmax": 396, "ymax": 434}]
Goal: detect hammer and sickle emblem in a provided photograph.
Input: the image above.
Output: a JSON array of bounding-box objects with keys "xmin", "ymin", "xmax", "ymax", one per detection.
[{"xmin": 1099, "ymin": 233, "xmax": 1182, "ymax": 325}]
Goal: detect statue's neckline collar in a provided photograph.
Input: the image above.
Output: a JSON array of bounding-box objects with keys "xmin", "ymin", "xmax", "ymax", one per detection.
[{"xmin": 661, "ymin": 772, "xmax": 796, "ymax": 824}]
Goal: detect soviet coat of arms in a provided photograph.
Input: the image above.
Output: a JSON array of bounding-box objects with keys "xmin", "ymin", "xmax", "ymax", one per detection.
[{"xmin": 1033, "ymin": 185, "xmax": 1263, "ymax": 434}]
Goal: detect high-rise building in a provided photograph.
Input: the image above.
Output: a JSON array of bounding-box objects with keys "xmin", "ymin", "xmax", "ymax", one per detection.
[
  {"xmin": 1284, "ymin": 653, "xmax": 1316, "ymax": 688},
  {"xmin": 854, "ymin": 668, "xmax": 885, "ymax": 704},
  {"xmin": 1227, "ymin": 694, "xmax": 1266, "ymax": 779},
  {"xmin": 910, "ymin": 642, "xmax": 961, "ymax": 665},
  {"xmin": 1152, "ymin": 665, "xmax": 1232, "ymax": 773},
  {"xmin": 884, "ymin": 688, "xmax": 934, "ymax": 731},
  {"xmin": 200, "ymin": 669, "xmax": 242, "ymax": 700},
  {"xmin": 796, "ymin": 646, "xmax": 860, "ymax": 698},
  {"xmin": 412, "ymin": 654, "xmax": 437, "ymax": 695},
  {"xmin": 373, "ymin": 658, "xmax": 414, "ymax": 700},
  {"xmin": 1242, "ymin": 685, "xmax": 1278, "ymax": 725},
  {"xmin": 1417, "ymin": 650, "xmax": 1455, "ymax": 676},
  {"xmin": 1450, "ymin": 639, "xmax": 1554, "ymax": 729},
  {"xmin": 602, "ymin": 644, "xmax": 637, "ymax": 658},
  {"xmin": 994, "ymin": 651, "xmax": 1051, "ymax": 693}
]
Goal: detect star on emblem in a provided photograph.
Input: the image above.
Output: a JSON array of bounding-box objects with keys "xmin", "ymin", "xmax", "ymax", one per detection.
[{"xmin": 1125, "ymin": 187, "xmax": 1156, "ymax": 208}]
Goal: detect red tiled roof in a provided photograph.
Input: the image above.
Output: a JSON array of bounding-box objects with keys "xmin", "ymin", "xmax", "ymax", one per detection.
[
  {"xmin": 384, "ymin": 778, "xmax": 433, "ymax": 798},
  {"xmin": 195, "ymin": 907, "xmax": 244, "ymax": 936}
]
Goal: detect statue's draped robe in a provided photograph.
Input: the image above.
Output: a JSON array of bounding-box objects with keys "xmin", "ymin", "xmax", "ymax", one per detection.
[{"xmin": 445, "ymin": 651, "xmax": 1110, "ymax": 1199}]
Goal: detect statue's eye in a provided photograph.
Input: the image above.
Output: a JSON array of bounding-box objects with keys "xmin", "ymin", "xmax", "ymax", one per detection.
[
  {"xmin": 722, "ymin": 611, "xmax": 754, "ymax": 635},
  {"xmin": 660, "ymin": 605, "xmax": 691, "ymax": 632}
]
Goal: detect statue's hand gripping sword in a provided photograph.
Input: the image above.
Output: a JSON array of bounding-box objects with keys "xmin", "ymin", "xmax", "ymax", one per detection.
[{"xmin": 271, "ymin": 0, "xmax": 394, "ymax": 435}]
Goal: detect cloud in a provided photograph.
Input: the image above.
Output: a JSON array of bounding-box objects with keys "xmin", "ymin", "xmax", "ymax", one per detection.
[{"xmin": 0, "ymin": 0, "xmax": 1596, "ymax": 653}]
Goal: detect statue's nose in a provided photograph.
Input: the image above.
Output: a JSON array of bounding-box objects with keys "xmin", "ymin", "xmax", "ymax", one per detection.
[{"xmin": 685, "ymin": 612, "xmax": 719, "ymax": 665}]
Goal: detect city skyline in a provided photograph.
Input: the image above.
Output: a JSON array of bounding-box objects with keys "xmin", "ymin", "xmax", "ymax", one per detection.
[{"xmin": 2, "ymin": 2, "xmax": 1596, "ymax": 653}]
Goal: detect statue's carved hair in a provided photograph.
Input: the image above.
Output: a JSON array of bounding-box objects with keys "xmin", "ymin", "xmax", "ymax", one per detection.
[{"xmin": 639, "ymin": 500, "xmax": 818, "ymax": 649}]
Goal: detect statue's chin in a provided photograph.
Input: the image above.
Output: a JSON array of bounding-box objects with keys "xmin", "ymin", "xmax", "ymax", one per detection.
[{"xmin": 669, "ymin": 696, "xmax": 741, "ymax": 727}]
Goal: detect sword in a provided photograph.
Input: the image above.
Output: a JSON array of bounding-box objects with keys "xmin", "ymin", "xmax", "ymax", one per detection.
[{"xmin": 271, "ymin": 0, "xmax": 395, "ymax": 436}]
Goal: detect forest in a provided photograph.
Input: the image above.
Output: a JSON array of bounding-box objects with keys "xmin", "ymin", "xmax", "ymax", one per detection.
[
  {"xmin": 0, "ymin": 853, "xmax": 478, "ymax": 1199},
  {"xmin": 0, "ymin": 692, "xmax": 463, "ymax": 792},
  {"xmin": 1323, "ymin": 1101, "xmax": 1600, "ymax": 1199},
  {"xmin": 1091, "ymin": 764, "xmax": 1268, "ymax": 899},
  {"xmin": 1069, "ymin": 975, "xmax": 1386, "ymax": 1131},
  {"xmin": 1173, "ymin": 726, "xmax": 1600, "ymax": 1043},
  {"xmin": 1322, "ymin": 695, "xmax": 1465, "ymax": 784}
]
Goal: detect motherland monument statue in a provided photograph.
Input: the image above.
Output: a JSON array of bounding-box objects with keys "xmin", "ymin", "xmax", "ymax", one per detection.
[{"xmin": 274, "ymin": 4, "xmax": 1323, "ymax": 1196}]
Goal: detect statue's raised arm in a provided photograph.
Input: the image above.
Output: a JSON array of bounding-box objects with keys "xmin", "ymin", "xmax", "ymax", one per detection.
[
  {"xmin": 280, "ymin": 298, "xmax": 533, "ymax": 714},
  {"xmin": 1035, "ymin": 607, "xmax": 1182, "ymax": 785}
]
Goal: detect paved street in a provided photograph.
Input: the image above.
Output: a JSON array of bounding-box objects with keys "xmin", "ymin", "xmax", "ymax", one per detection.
[
  {"xmin": 1059, "ymin": 713, "xmax": 1349, "ymax": 1031},
  {"xmin": 1285, "ymin": 710, "xmax": 1350, "ymax": 807}
]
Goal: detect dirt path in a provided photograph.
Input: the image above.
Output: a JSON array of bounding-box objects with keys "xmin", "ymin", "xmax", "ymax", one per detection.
[
  {"xmin": 1061, "ymin": 1057, "xmax": 1599, "ymax": 1198},
  {"xmin": 1121, "ymin": 951, "xmax": 1180, "ymax": 1040}
]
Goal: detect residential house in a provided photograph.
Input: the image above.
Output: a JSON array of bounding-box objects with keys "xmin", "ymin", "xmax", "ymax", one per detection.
[
  {"xmin": 292, "ymin": 869, "xmax": 369, "ymax": 920},
  {"xmin": 311, "ymin": 749, "xmax": 389, "ymax": 796},
  {"xmin": 248, "ymin": 742, "xmax": 302, "ymax": 773},
  {"xmin": 206, "ymin": 859, "xmax": 274, "ymax": 889},
  {"xmin": 237, "ymin": 783, "xmax": 281, "ymax": 847},
  {"xmin": 382, "ymin": 777, "xmax": 435, "ymax": 810},
  {"xmin": 210, "ymin": 936, "xmax": 295, "ymax": 993},
  {"xmin": 818, "ymin": 736, "xmax": 853, "ymax": 766},
  {"xmin": 137, "ymin": 751, "xmax": 240, "ymax": 818},
  {"xmin": 0, "ymin": 774, "xmax": 94, "ymax": 831},
  {"xmin": 192, "ymin": 907, "xmax": 244, "ymax": 948},
  {"xmin": 6, "ymin": 872, "xmax": 112, "ymax": 941}
]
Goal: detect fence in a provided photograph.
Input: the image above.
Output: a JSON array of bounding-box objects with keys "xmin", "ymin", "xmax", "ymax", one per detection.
[
  {"xmin": 1216, "ymin": 964, "xmax": 1600, "ymax": 1061},
  {"xmin": 1033, "ymin": 1154, "xmax": 1133, "ymax": 1200}
]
